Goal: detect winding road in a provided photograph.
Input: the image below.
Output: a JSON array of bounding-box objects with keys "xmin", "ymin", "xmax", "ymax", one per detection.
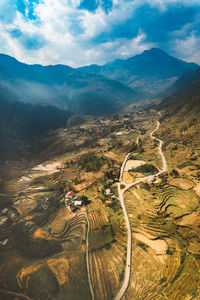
[{"xmin": 114, "ymin": 119, "xmax": 167, "ymax": 300}]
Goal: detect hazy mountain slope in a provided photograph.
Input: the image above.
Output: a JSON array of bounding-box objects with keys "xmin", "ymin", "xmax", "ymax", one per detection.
[
  {"xmin": 161, "ymin": 67, "xmax": 200, "ymax": 114},
  {"xmin": 78, "ymin": 48, "xmax": 199, "ymax": 97},
  {"xmin": 0, "ymin": 98, "xmax": 72, "ymax": 162},
  {"xmin": 63, "ymin": 71, "xmax": 140, "ymax": 114},
  {"xmin": 162, "ymin": 68, "xmax": 200, "ymax": 97},
  {"xmin": 157, "ymin": 67, "xmax": 200, "ymax": 192},
  {"xmin": 158, "ymin": 67, "xmax": 200, "ymax": 161},
  {"xmin": 0, "ymin": 54, "xmax": 141, "ymax": 115}
]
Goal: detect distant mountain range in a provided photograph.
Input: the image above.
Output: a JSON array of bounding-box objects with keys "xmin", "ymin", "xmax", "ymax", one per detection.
[
  {"xmin": 0, "ymin": 48, "xmax": 198, "ymax": 116},
  {"xmin": 78, "ymin": 48, "xmax": 199, "ymax": 98},
  {"xmin": 0, "ymin": 54, "xmax": 140, "ymax": 116},
  {"xmin": 0, "ymin": 48, "xmax": 199, "ymax": 162},
  {"xmin": 1, "ymin": 48, "xmax": 200, "ymax": 163}
]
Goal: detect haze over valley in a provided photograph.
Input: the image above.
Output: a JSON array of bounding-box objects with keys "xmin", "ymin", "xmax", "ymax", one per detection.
[{"xmin": 1, "ymin": 1, "xmax": 200, "ymax": 300}]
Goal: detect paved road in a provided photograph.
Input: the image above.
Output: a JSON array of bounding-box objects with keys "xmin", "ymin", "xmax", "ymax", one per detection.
[
  {"xmin": 114, "ymin": 120, "xmax": 167, "ymax": 300},
  {"xmin": 150, "ymin": 120, "xmax": 167, "ymax": 175}
]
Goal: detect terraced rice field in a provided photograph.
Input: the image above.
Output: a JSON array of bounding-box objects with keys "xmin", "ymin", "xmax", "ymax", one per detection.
[
  {"xmin": 123, "ymin": 182, "xmax": 200, "ymax": 299},
  {"xmin": 15, "ymin": 208, "xmax": 90, "ymax": 299},
  {"xmin": 87, "ymin": 209, "xmax": 127, "ymax": 300}
]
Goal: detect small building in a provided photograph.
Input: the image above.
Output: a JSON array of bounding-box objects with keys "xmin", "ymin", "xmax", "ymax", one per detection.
[
  {"xmin": 149, "ymin": 176, "xmax": 156, "ymax": 183},
  {"xmin": 106, "ymin": 179, "xmax": 114, "ymax": 184},
  {"xmin": 10, "ymin": 212, "xmax": 18, "ymax": 219},
  {"xmin": 74, "ymin": 200, "xmax": 82, "ymax": 206},
  {"xmin": 105, "ymin": 189, "xmax": 112, "ymax": 196},
  {"xmin": 65, "ymin": 191, "xmax": 75, "ymax": 199},
  {"xmin": 113, "ymin": 160, "xmax": 121, "ymax": 168},
  {"xmin": 116, "ymin": 131, "xmax": 122, "ymax": 136}
]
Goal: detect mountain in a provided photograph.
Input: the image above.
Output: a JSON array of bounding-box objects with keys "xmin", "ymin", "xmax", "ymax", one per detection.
[
  {"xmin": 78, "ymin": 48, "xmax": 199, "ymax": 98},
  {"xmin": 0, "ymin": 54, "xmax": 141, "ymax": 115},
  {"xmin": 0, "ymin": 98, "xmax": 72, "ymax": 162},
  {"xmin": 161, "ymin": 68, "xmax": 200, "ymax": 97},
  {"xmin": 161, "ymin": 67, "xmax": 200, "ymax": 114}
]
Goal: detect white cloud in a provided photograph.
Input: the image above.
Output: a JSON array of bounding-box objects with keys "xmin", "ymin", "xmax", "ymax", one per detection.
[
  {"xmin": 0, "ymin": 0, "xmax": 199, "ymax": 67},
  {"xmin": 0, "ymin": 0, "xmax": 151, "ymax": 66},
  {"xmin": 174, "ymin": 33, "xmax": 200, "ymax": 64}
]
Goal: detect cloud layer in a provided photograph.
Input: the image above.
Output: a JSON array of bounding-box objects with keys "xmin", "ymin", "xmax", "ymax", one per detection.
[{"xmin": 0, "ymin": 0, "xmax": 200, "ymax": 67}]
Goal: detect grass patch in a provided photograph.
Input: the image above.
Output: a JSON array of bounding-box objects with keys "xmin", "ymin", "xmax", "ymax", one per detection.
[
  {"xmin": 130, "ymin": 164, "xmax": 158, "ymax": 175},
  {"xmin": 177, "ymin": 161, "xmax": 194, "ymax": 169}
]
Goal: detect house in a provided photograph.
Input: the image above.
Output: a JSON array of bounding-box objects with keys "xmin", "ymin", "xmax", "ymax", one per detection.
[
  {"xmin": 73, "ymin": 195, "xmax": 79, "ymax": 200},
  {"xmin": 149, "ymin": 176, "xmax": 156, "ymax": 183},
  {"xmin": 113, "ymin": 160, "xmax": 121, "ymax": 168},
  {"xmin": 106, "ymin": 179, "xmax": 114, "ymax": 185},
  {"xmin": 116, "ymin": 131, "xmax": 122, "ymax": 136},
  {"xmin": 74, "ymin": 200, "xmax": 82, "ymax": 206},
  {"xmin": 105, "ymin": 189, "xmax": 112, "ymax": 196},
  {"xmin": 10, "ymin": 212, "xmax": 18, "ymax": 219},
  {"xmin": 65, "ymin": 191, "xmax": 75, "ymax": 199}
]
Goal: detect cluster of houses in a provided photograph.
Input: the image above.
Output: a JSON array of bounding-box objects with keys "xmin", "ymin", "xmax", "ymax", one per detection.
[
  {"xmin": 64, "ymin": 191, "xmax": 86, "ymax": 212},
  {"xmin": 64, "ymin": 113, "xmax": 137, "ymax": 137}
]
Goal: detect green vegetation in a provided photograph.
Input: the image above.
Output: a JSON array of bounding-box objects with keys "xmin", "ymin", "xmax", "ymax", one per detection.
[
  {"xmin": 108, "ymin": 197, "xmax": 121, "ymax": 213},
  {"xmin": 119, "ymin": 269, "xmax": 125, "ymax": 282},
  {"xmin": 109, "ymin": 137, "xmax": 123, "ymax": 150},
  {"xmin": 159, "ymin": 277, "xmax": 167, "ymax": 284},
  {"xmin": 14, "ymin": 224, "xmax": 62, "ymax": 259},
  {"xmin": 28, "ymin": 266, "xmax": 59, "ymax": 299},
  {"xmin": 177, "ymin": 161, "xmax": 194, "ymax": 169},
  {"xmin": 170, "ymin": 169, "xmax": 179, "ymax": 177},
  {"xmin": 77, "ymin": 152, "xmax": 107, "ymax": 172},
  {"xmin": 131, "ymin": 164, "xmax": 158, "ymax": 175},
  {"xmin": 137, "ymin": 241, "xmax": 147, "ymax": 251}
]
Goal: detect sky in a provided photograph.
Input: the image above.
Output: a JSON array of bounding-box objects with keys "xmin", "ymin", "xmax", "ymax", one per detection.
[{"xmin": 0, "ymin": 0, "xmax": 200, "ymax": 67}]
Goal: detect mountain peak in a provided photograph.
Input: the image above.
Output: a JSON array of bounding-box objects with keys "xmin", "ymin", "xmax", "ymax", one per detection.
[{"xmin": 142, "ymin": 48, "xmax": 168, "ymax": 57}]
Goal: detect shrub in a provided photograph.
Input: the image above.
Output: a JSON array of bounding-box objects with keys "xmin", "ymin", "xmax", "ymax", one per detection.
[
  {"xmin": 77, "ymin": 152, "xmax": 106, "ymax": 172},
  {"xmin": 132, "ymin": 164, "xmax": 158, "ymax": 175},
  {"xmin": 170, "ymin": 169, "xmax": 179, "ymax": 177}
]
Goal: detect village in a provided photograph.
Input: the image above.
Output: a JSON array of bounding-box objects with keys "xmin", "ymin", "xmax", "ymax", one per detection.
[{"xmin": 63, "ymin": 190, "xmax": 90, "ymax": 212}]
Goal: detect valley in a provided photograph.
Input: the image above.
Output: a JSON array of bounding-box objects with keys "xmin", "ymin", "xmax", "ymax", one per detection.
[
  {"xmin": 1, "ymin": 105, "xmax": 200, "ymax": 299},
  {"xmin": 1, "ymin": 1, "xmax": 200, "ymax": 298}
]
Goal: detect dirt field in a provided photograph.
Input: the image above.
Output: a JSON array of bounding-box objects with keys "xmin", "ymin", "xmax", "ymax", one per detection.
[
  {"xmin": 124, "ymin": 160, "xmax": 146, "ymax": 171},
  {"xmin": 168, "ymin": 177, "xmax": 195, "ymax": 190}
]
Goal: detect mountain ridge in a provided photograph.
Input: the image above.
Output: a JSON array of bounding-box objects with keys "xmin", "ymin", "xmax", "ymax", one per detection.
[
  {"xmin": 0, "ymin": 48, "xmax": 199, "ymax": 116},
  {"xmin": 0, "ymin": 53, "xmax": 141, "ymax": 115},
  {"xmin": 78, "ymin": 48, "xmax": 199, "ymax": 98}
]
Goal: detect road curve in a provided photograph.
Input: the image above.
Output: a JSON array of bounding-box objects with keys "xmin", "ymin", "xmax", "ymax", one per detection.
[
  {"xmin": 114, "ymin": 120, "xmax": 167, "ymax": 300},
  {"xmin": 150, "ymin": 120, "xmax": 167, "ymax": 175}
]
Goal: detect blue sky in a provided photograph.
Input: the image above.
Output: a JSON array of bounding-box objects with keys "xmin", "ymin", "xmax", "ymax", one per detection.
[{"xmin": 0, "ymin": 0, "xmax": 200, "ymax": 67}]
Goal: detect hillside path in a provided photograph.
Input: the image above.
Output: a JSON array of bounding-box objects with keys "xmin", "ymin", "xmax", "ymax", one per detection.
[{"xmin": 114, "ymin": 119, "xmax": 167, "ymax": 300}]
